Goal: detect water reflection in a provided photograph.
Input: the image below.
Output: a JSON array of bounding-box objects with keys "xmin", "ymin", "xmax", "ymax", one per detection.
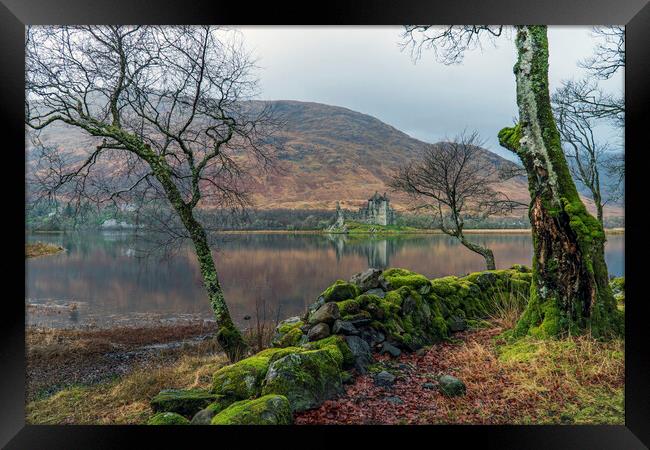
[{"xmin": 26, "ymin": 231, "xmax": 624, "ymax": 328}]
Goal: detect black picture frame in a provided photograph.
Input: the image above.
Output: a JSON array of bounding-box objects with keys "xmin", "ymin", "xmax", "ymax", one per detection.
[{"xmin": 3, "ymin": 1, "xmax": 648, "ymax": 448}]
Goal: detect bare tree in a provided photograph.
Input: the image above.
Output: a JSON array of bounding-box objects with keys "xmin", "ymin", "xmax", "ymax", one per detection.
[
  {"xmin": 579, "ymin": 26, "xmax": 625, "ymax": 80},
  {"xmin": 551, "ymin": 26, "xmax": 625, "ymax": 204},
  {"xmin": 26, "ymin": 26, "xmax": 281, "ymax": 361},
  {"xmin": 390, "ymin": 131, "xmax": 521, "ymax": 270},
  {"xmin": 552, "ymin": 83, "xmax": 621, "ymax": 224},
  {"xmin": 402, "ymin": 25, "xmax": 621, "ymax": 338}
]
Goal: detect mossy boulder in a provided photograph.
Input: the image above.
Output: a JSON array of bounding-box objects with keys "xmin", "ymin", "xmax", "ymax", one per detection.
[
  {"xmin": 320, "ymin": 280, "xmax": 360, "ymax": 303},
  {"xmin": 272, "ymin": 317, "xmax": 307, "ymax": 348},
  {"xmin": 382, "ymin": 268, "xmax": 431, "ymax": 291},
  {"xmin": 212, "ymin": 347, "xmax": 304, "ymax": 399},
  {"xmin": 211, "ymin": 394, "xmax": 292, "ymax": 425},
  {"xmin": 262, "ymin": 347, "xmax": 344, "ymax": 412},
  {"xmin": 336, "ymin": 298, "xmax": 361, "ymax": 316},
  {"xmin": 190, "ymin": 400, "xmax": 232, "ymax": 425},
  {"xmin": 273, "ymin": 326, "xmax": 306, "ymax": 347},
  {"xmin": 303, "ymin": 335, "xmax": 355, "ymax": 367},
  {"xmin": 150, "ymin": 388, "xmax": 222, "ymax": 417},
  {"xmin": 147, "ymin": 411, "xmax": 190, "ymax": 425}
]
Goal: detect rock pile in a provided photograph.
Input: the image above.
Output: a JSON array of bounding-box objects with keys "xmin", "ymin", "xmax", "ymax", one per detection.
[{"xmin": 148, "ymin": 266, "xmax": 532, "ymax": 425}]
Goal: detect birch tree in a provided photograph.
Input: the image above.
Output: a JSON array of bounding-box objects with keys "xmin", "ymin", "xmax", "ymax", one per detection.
[{"xmin": 403, "ymin": 25, "xmax": 622, "ymax": 338}]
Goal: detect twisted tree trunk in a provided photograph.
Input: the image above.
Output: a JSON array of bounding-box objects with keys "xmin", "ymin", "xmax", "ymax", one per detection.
[
  {"xmin": 148, "ymin": 152, "xmax": 248, "ymax": 361},
  {"xmin": 459, "ymin": 236, "xmax": 496, "ymax": 270},
  {"xmin": 498, "ymin": 26, "xmax": 622, "ymax": 338}
]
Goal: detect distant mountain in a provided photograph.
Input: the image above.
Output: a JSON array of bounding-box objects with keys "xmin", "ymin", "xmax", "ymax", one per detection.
[
  {"xmin": 243, "ymin": 100, "xmax": 621, "ymax": 218},
  {"xmin": 29, "ymin": 99, "xmax": 622, "ymax": 218}
]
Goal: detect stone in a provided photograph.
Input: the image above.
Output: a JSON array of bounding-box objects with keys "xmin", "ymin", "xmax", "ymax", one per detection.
[
  {"xmin": 400, "ymin": 295, "xmax": 417, "ymax": 315},
  {"xmin": 379, "ymin": 276, "xmax": 392, "ymax": 291},
  {"xmin": 321, "ymin": 281, "xmax": 360, "ymax": 303},
  {"xmin": 306, "ymin": 296, "xmax": 326, "ymax": 317},
  {"xmin": 344, "ymin": 335, "xmax": 374, "ymax": 373},
  {"xmin": 272, "ymin": 327, "xmax": 306, "ymax": 348},
  {"xmin": 350, "ymin": 268, "xmax": 383, "ymax": 292},
  {"xmin": 366, "ymin": 288, "xmax": 386, "ymax": 298},
  {"xmin": 345, "ymin": 311, "xmax": 373, "ymax": 327},
  {"xmin": 332, "ymin": 319, "xmax": 358, "ymax": 336},
  {"xmin": 190, "ymin": 408, "xmax": 215, "ymax": 425},
  {"xmin": 211, "ymin": 394, "xmax": 293, "ymax": 425},
  {"xmin": 380, "ymin": 342, "xmax": 401, "ymax": 358},
  {"xmin": 422, "ymin": 382, "xmax": 436, "ymax": 390},
  {"xmin": 365, "ymin": 303, "xmax": 384, "ymax": 320},
  {"xmin": 309, "ymin": 302, "xmax": 341, "ymax": 325},
  {"xmin": 438, "ymin": 375, "xmax": 466, "ymax": 397},
  {"xmin": 385, "ymin": 396, "xmax": 404, "ymax": 405},
  {"xmin": 473, "ymin": 271, "xmax": 498, "ymax": 289},
  {"xmin": 374, "ymin": 370, "xmax": 396, "ymax": 387},
  {"xmin": 211, "ymin": 348, "xmax": 304, "ymax": 400},
  {"xmin": 211, "ymin": 355, "xmax": 270, "ymax": 400},
  {"xmin": 308, "ymin": 322, "xmax": 331, "ymax": 341},
  {"xmin": 361, "ymin": 328, "xmax": 385, "ymax": 347},
  {"xmin": 190, "ymin": 400, "xmax": 231, "ymax": 424},
  {"xmin": 262, "ymin": 348, "xmax": 344, "ymax": 412},
  {"xmin": 448, "ymin": 316, "xmax": 467, "ymax": 332},
  {"xmin": 147, "ymin": 412, "xmax": 190, "ymax": 425},
  {"xmin": 150, "ymin": 388, "xmax": 221, "ymax": 417}
]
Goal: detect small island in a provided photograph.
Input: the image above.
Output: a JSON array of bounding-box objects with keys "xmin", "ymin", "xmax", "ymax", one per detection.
[{"xmin": 26, "ymin": 242, "xmax": 65, "ymax": 258}]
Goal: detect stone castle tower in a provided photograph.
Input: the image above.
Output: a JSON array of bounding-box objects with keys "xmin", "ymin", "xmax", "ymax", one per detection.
[{"xmin": 358, "ymin": 191, "xmax": 395, "ymax": 226}]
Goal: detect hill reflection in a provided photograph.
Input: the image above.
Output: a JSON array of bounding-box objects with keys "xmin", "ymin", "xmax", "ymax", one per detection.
[{"xmin": 26, "ymin": 232, "xmax": 624, "ymax": 328}]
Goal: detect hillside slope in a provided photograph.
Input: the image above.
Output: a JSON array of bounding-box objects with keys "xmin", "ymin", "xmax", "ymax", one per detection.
[{"xmin": 29, "ymin": 100, "xmax": 622, "ymax": 218}]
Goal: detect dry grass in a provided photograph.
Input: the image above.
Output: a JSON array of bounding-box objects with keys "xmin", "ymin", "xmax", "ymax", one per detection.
[
  {"xmin": 26, "ymin": 352, "xmax": 228, "ymax": 424},
  {"xmin": 483, "ymin": 288, "xmax": 529, "ymax": 330},
  {"xmin": 496, "ymin": 333, "xmax": 624, "ymax": 424},
  {"xmin": 25, "ymin": 242, "xmax": 64, "ymax": 258},
  {"xmin": 429, "ymin": 329, "xmax": 624, "ymax": 424},
  {"xmin": 26, "ymin": 324, "xmax": 219, "ymax": 403}
]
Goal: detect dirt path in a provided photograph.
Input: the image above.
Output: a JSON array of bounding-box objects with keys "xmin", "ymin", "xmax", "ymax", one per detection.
[{"xmin": 295, "ymin": 327, "xmax": 538, "ymax": 425}]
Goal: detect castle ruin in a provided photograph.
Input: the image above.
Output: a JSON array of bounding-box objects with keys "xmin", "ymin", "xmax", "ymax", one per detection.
[
  {"xmin": 358, "ymin": 191, "xmax": 395, "ymax": 226},
  {"xmin": 329, "ymin": 192, "xmax": 396, "ymax": 231}
]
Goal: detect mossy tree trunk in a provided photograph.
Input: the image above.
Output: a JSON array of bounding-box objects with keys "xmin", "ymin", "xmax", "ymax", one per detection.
[
  {"xmin": 459, "ymin": 236, "xmax": 496, "ymax": 270},
  {"xmin": 144, "ymin": 146, "xmax": 248, "ymax": 362},
  {"xmin": 498, "ymin": 26, "xmax": 621, "ymax": 338}
]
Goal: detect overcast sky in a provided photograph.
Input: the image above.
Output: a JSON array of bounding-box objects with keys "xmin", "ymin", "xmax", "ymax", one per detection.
[{"xmin": 237, "ymin": 26, "xmax": 623, "ymax": 162}]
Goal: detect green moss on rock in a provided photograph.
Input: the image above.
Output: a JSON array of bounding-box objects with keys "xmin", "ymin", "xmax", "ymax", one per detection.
[
  {"xmin": 303, "ymin": 335, "xmax": 355, "ymax": 367},
  {"xmin": 382, "ymin": 268, "xmax": 431, "ymax": 291},
  {"xmin": 150, "ymin": 388, "xmax": 222, "ymax": 417},
  {"xmin": 336, "ymin": 298, "xmax": 361, "ymax": 315},
  {"xmin": 321, "ymin": 280, "xmax": 360, "ymax": 302},
  {"xmin": 262, "ymin": 348, "xmax": 344, "ymax": 412},
  {"xmin": 211, "ymin": 355, "xmax": 269, "ymax": 400},
  {"xmin": 211, "ymin": 394, "xmax": 292, "ymax": 425},
  {"xmin": 147, "ymin": 411, "xmax": 190, "ymax": 425}
]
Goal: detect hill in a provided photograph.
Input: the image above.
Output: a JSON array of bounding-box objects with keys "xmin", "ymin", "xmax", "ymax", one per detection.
[{"xmin": 29, "ymin": 100, "xmax": 622, "ymax": 219}]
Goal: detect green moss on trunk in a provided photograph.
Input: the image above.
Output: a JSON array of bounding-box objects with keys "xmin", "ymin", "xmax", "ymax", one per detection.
[{"xmin": 500, "ymin": 26, "xmax": 621, "ymax": 339}]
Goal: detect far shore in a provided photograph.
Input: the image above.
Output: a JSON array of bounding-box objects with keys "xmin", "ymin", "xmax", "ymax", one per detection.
[{"xmin": 28, "ymin": 227, "xmax": 625, "ymax": 235}]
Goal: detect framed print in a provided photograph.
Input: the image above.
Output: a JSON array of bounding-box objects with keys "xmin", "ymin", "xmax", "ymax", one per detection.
[{"xmin": 2, "ymin": 0, "xmax": 649, "ymax": 448}]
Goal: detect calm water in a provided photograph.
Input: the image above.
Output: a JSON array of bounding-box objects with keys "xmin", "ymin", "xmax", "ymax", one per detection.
[{"xmin": 26, "ymin": 232, "xmax": 624, "ymax": 328}]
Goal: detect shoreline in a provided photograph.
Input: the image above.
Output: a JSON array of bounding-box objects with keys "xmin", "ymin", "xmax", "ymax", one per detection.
[{"xmin": 26, "ymin": 321, "xmax": 220, "ymax": 402}]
